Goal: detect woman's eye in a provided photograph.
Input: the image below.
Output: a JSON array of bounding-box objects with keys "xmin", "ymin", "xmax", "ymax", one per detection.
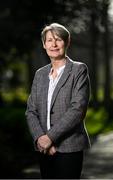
[
  {"xmin": 56, "ymin": 38, "xmax": 62, "ymax": 41},
  {"xmin": 46, "ymin": 38, "xmax": 52, "ymax": 42}
]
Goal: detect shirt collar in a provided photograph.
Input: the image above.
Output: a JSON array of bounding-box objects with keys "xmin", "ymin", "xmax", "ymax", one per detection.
[{"xmin": 49, "ymin": 64, "xmax": 65, "ymax": 78}]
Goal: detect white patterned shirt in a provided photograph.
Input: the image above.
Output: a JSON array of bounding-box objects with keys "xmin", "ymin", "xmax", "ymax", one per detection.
[{"xmin": 47, "ymin": 65, "xmax": 65, "ymax": 130}]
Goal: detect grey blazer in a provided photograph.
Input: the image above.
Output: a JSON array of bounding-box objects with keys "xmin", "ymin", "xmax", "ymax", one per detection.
[{"xmin": 25, "ymin": 57, "xmax": 91, "ymax": 152}]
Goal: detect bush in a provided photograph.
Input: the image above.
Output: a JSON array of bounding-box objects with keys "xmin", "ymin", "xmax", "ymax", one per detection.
[
  {"xmin": 0, "ymin": 107, "xmax": 35, "ymax": 178},
  {"xmin": 85, "ymin": 107, "xmax": 108, "ymax": 136}
]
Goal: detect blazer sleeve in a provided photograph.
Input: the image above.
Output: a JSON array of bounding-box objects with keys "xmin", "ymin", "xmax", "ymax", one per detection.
[
  {"xmin": 47, "ymin": 63, "xmax": 91, "ymax": 143},
  {"xmin": 25, "ymin": 71, "xmax": 45, "ymax": 143}
]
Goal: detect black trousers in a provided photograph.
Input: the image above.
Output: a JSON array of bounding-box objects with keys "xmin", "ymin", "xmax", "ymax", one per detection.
[{"xmin": 38, "ymin": 151, "xmax": 83, "ymax": 179}]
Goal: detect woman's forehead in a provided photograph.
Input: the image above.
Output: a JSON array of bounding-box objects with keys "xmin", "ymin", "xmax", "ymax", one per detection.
[{"xmin": 46, "ymin": 30, "xmax": 60, "ymax": 38}]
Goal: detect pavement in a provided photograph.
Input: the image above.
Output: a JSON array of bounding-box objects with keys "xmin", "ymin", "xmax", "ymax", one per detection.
[
  {"xmin": 82, "ymin": 131, "xmax": 113, "ymax": 179},
  {"xmin": 22, "ymin": 131, "xmax": 113, "ymax": 179}
]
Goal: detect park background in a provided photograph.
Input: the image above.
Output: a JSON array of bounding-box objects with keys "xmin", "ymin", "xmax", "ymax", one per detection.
[{"xmin": 0, "ymin": 0, "xmax": 113, "ymax": 178}]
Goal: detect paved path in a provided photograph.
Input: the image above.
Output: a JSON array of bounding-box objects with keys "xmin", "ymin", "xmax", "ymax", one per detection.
[
  {"xmin": 23, "ymin": 131, "xmax": 113, "ymax": 179},
  {"xmin": 82, "ymin": 131, "xmax": 113, "ymax": 179}
]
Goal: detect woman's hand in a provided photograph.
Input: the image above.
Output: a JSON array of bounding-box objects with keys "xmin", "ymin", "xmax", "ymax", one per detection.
[
  {"xmin": 48, "ymin": 146, "xmax": 56, "ymax": 155},
  {"xmin": 37, "ymin": 134, "xmax": 52, "ymax": 153}
]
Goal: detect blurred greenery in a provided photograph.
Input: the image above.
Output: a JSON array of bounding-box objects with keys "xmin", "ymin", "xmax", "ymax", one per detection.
[
  {"xmin": 1, "ymin": 88, "xmax": 28, "ymax": 105},
  {"xmin": 0, "ymin": 107, "xmax": 36, "ymax": 178},
  {"xmin": 86, "ymin": 107, "xmax": 108, "ymax": 135}
]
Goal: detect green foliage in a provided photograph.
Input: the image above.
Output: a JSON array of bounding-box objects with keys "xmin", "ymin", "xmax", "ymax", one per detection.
[
  {"xmin": 1, "ymin": 88, "xmax": 28, "ymax": 105},
  {"xmin": 102, "ymin": 121, "xmax": 113, "ymax": 134},
  {"xmin": 0, "ymin": 107, "xmax": 30, "ymax": 140},
  {"xmin": 0, "ymin": 107, "xmax": 34, "ymax": 177},
  {"xmin": 85, "ymin": 107, "xmax": 108, "ymax": 136}
]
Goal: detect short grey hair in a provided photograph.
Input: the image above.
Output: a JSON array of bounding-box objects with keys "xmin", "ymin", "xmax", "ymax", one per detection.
[{"xmin": 41, "ymin": 23, "xmax": 70, "ymax": 47}]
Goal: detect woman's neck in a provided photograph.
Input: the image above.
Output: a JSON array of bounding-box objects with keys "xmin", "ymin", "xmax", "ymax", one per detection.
[{"xmin": 51, "ymin": 57, "xmax": 66, "ymax": 69}]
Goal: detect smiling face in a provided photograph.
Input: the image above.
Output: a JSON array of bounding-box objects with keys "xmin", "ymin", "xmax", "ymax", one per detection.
[{"xmin": 43, "ymin": 31, "xmax": 66, "ymax": 60}]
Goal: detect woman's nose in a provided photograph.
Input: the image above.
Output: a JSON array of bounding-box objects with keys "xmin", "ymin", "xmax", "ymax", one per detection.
[{"xmin": 52, "ymin": 39, "xmax": 57, "ymax": 46}]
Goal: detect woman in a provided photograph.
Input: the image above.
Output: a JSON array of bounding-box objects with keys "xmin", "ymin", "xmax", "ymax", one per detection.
[{"xmin": 25, "ymin": 22, "xmax": 91, "ymax": 179}]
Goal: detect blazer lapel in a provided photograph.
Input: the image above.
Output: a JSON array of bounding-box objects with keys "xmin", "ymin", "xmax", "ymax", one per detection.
[
  {"xmin": 42, "ymin": 64, "xmax": 51, "ymax": 117},
  {"xmin": 50, "ymin": 58, "xmax": 73, "ymax": 109}
]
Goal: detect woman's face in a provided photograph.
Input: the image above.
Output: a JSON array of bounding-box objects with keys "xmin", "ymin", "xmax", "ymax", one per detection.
[{"xmin": 43, "ymin": 30, "xmax": 66, "ymax": 60}]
